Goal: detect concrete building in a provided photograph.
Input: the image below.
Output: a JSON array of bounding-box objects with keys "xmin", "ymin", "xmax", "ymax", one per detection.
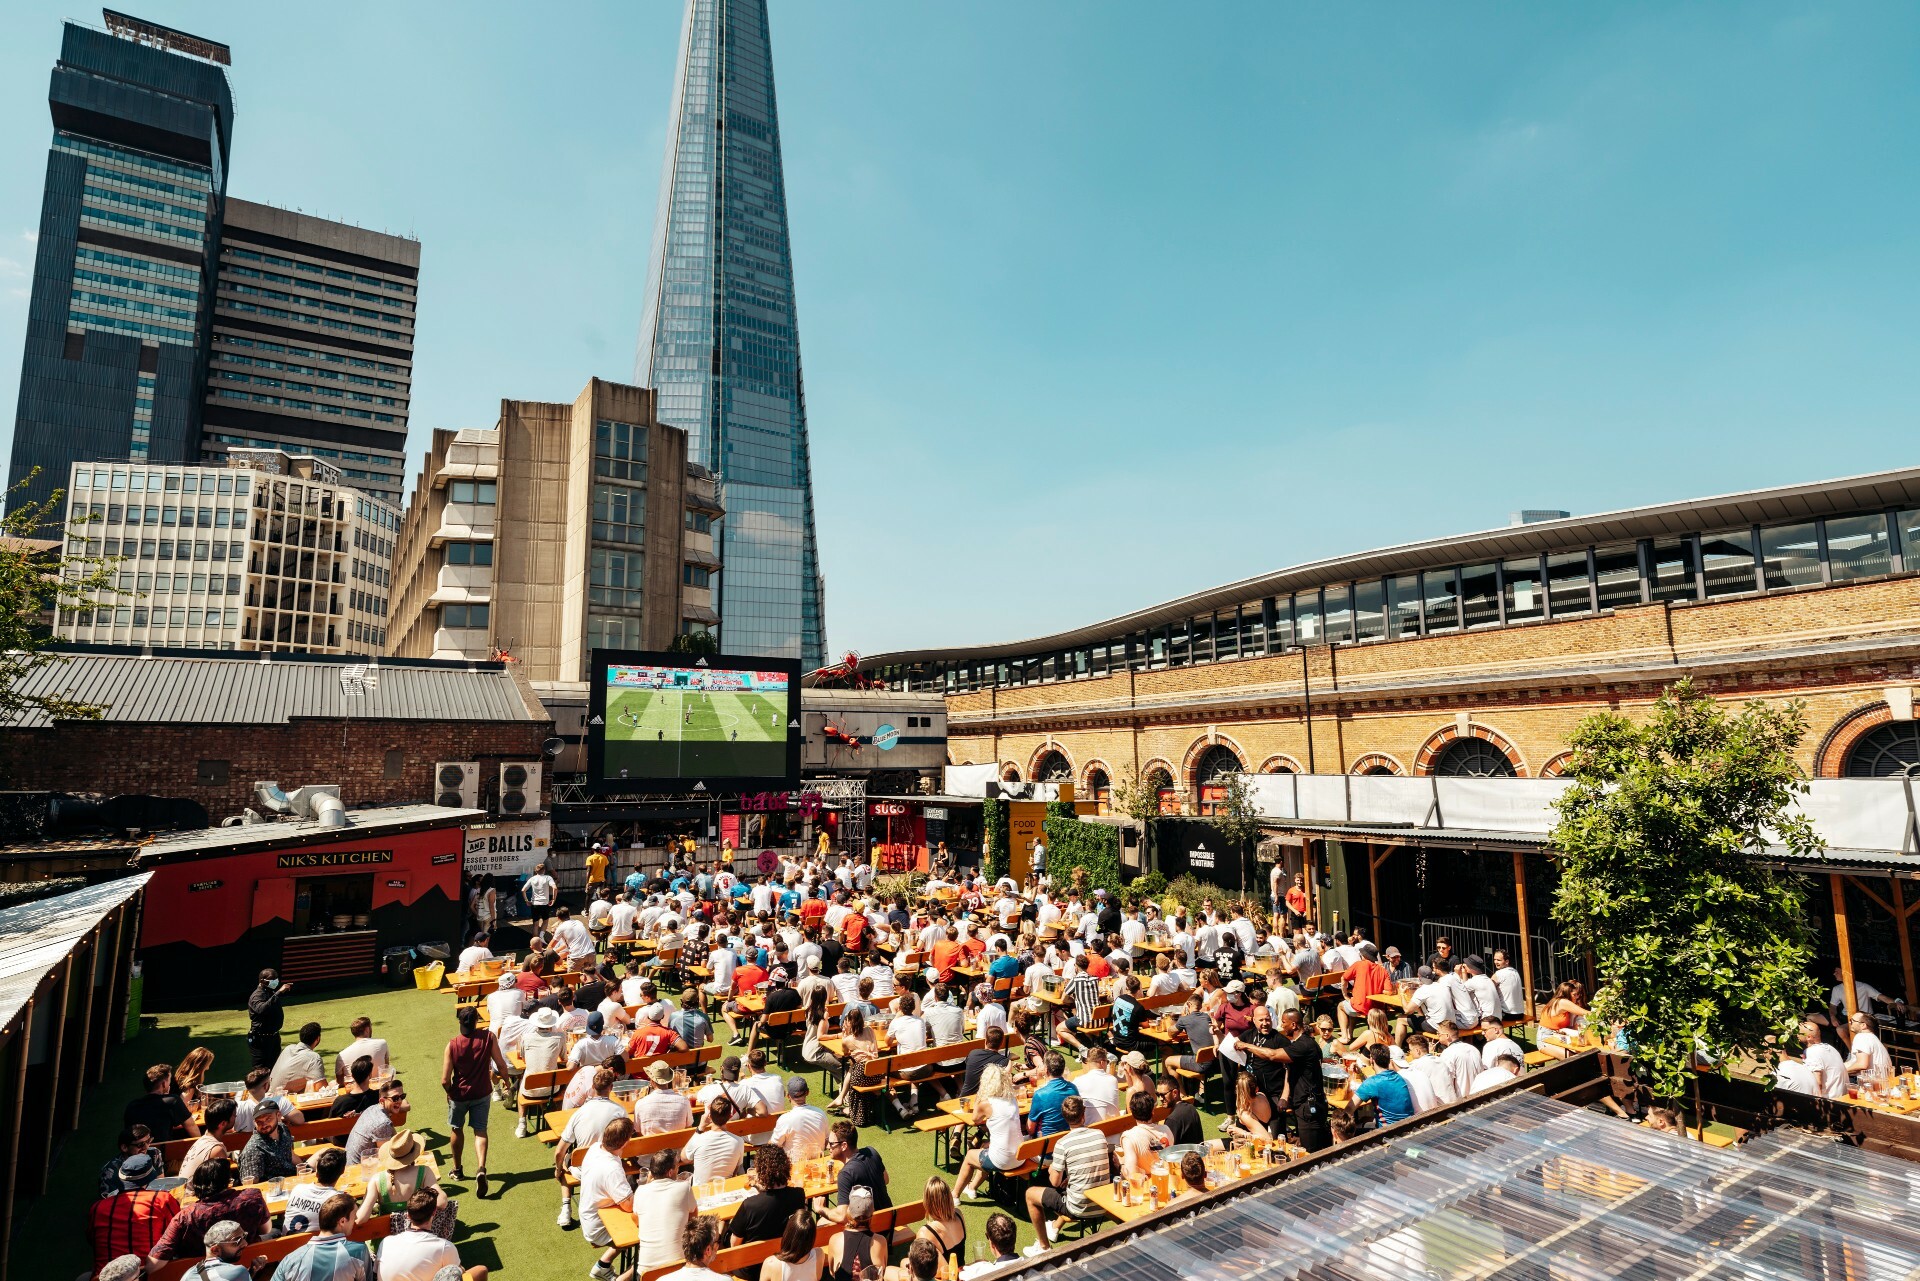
[
  {"xmin": 6, "ymin": 15, "xmax": 233, "ymax": 516},
  {"xmin": 386, "ymin": 378, "xmax": 723, "ymax": 680},
  {"xmin": 197, "ymin": 198, "xmax": 419, "ymax": 505},
  {"xmin": 858, "ymin": 467, "xmax": 1920, "ymax": 805},
  {"xmin": 53, "ymin": 447, "xmax": 399, "ymax": 652}
]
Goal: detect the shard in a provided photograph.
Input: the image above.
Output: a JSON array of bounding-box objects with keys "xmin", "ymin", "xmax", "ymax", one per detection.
[{"xmin": 637, "ymin": 0, "xmax": 827, "ymax": 669}]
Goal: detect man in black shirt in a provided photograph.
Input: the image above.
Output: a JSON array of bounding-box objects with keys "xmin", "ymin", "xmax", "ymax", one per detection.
[
  {"xmin": 245, "ymin": 969, "xmax": 295, "ymax": 1071},
  {"xmin": 960, "ymin": 1025, "xmax": 1011, "ymax": 1098},
  {"xmin": 574, "ymin": 961, "xmax": 615, "ymax": 1012},
  {"xmin": 124, "ymin": 1063, "xmax": 196, "ymax": 1141},
  {"xmin": 328, "ymin": 1055, "xmax": 381, "ymax": 1117},
  {"xmin": 825, "ymin": 1119, "xmax": 891, "ymax": 1220},
  {"xmin": 1109, "ymin": 975, "xmax": 1146, "ymax": 1054},
  {"xmin": 1164, "ymin": 1080, "xmax": 1204, "ymax": 1148},
  {"xmin": 1242, "ymin": 1006, "xmax": 1331, "ymax": 1152},
  {"xmin": 1095, "ymin": 889, "xmax": 1122, "ymax": 939}
]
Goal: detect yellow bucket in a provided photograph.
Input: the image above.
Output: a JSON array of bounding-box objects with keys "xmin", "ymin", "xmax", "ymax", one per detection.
[{"xmin": 413, "ymin": 961, "xmax": 445, "ymax": 990}]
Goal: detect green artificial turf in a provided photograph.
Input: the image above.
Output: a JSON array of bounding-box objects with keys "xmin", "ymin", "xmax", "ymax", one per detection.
[{"xmin": 23, "ymin": 979, "xmax": 1229, "ymax": 1280}]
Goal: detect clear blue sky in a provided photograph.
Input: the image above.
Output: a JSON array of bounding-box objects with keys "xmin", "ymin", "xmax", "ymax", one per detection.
[{"xmin": 2, "ymin": 3, "xmax": 1916, "ymax": 657}]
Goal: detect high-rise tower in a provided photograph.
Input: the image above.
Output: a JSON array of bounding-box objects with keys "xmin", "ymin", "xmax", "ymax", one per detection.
[{"xmin": 636, "ymin": 0, "xmax": 826, "ymax": 669}]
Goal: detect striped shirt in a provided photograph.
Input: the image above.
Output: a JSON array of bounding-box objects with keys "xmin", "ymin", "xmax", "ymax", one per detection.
[
  {"xmin": 90, "ymin": 1189, "xmax": 179, "ymax": 1270},
  {"xmin": 1049, "ymin": 1127, "xmax": 1112, "ymax": 1218},
  {"xmin": 1067, "ymin": 974, "xmax": 1102, "ymax": 1024}
]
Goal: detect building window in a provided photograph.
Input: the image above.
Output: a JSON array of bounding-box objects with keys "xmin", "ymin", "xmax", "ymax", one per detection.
[
  {"xmin": 1502, "ymin": 556, "xmax": 1544, "ymax": 623},
  {"xmin": 590, "ymin": 548, "xmax": 645, "ymax": 608},
  {"xmin": 1593, "ymin": 544, "xmax": 1642, "ymax": 610},
  {"xmin": 1700, "ymin": 530, "xmax": 1758, "ymax": 597},
  {"xmin": 383, "ymin": 748, "xmax": 406, "ymax": 780},
  {"xmin": 1647, "ymin": 539, "xmax": 1699, "ymax": 603},
  {"xmin": 594, "ymin": 420, "xmax": 647, "ymax": 482},
  {"xmin": 1899, "ymin": 509, "xmax": 1920, "ymax": 570},
  {"xmin": 444, "ymin": 541, "xmax": 494, "ymax": 566},
  {"xmin": 684, "ymin": 509, "xmax": 711, "ymax": 534},
  {"xmin": 449, "ymin": 480, "xmax": 496, "ymax": 504},
  {"xmin": 1352, "ymin": 580, "xmax": 1385, "ymax": 642},
  {"xmin": 1460, "ymin": 563, "xmax": 1499, "ymax": 629},
  {"xmin": 1546, "ymin": 551, "xmax": 1593, "ymax": 617},
  {"xmin": 1384, "ymin": 575, "xmax": 1420, "ymax": 639},
  {"xmin": 196, "ymin": 759, "xmax": 229, "ymax": 785},
  {"xmin": 1825, "ymin": 513, "xmax": 1892, "ymax": 581},
  {"xmin": 1760, "ymin": 522, "xmax": 1822, "ymax": 590},
  {"xmin": 441, "ymin": 603, "xmax": 489, "ymax": 629},
  {"xmin": 1845, "ymin": 722, "xmax": 1920, "ymax": 777},
  {"xmin": 1432, "ymin": 738, "xmax": 1517, "ymax": 778},
  {"xmin": 592, "ymin": 485, "xmax": 644, "ymax": 543},
  {"xmin": 588, "ymin": 614, "xmax": 640, "ymax": 651},
  {"xmin": 1295, "ymin": 591, "xmax": 1324, "ymax": 646},
  {"xmin": 1420, "ymin": 569, "xmax": 1460, "ymax": 634},
  {"xmin": 682, "ymin": 564, "xmax": 711, "ymax": 589}
]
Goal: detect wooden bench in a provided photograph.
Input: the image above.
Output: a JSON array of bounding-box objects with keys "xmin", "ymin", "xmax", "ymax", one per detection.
[
  {"xmin": 858, "ymin": 1034, "xmax": 1022, "ymax": 1130},
  {"xmin": 1166, "ymin": 1044, "xmax": 1219, "ymax": 1106},
  {"xmin": 517, "ymin": 1067, "xmax": 572, "ymax": 1131},
  {"xmin": 149, "ymin": 1217, "xmax": 391, "ymax": 1281},
  {"xmin": 913, "ymin": 1111, "xmax": 972, "ymax": 1169}
]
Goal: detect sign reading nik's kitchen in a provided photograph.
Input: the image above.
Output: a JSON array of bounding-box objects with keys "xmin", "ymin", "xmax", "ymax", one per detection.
[
  {"xmin": 463, "ymin": 818, "xmax": 553, "ymax": 877},
  {"xmin": 275, "ymin": 849, "xmax": 393, "ymax": 870}
]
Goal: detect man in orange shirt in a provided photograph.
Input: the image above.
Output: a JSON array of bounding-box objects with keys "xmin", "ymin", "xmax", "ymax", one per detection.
[
  {"xmin": 1084, "ymin": 940, "xmax": 1112, "ymax": 980},
  {"xmin": 800, "ymin": 889, "xmax": 828, "ymax": 932},
  {"xmin": 928, "ymin": 926, "xmax": 965, "ymax": 985},
  {"xmin": 721, "ymin": 956, "xmax": 770, "ymax": 1045},
  {"xmin": 1338, "ymin": 942, "xmax": 1392, "ymax": 1037}
]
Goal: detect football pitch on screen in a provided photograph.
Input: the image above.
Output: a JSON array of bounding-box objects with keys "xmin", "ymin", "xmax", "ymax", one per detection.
[{"xmin": 604, "ymin": 686, "xmax": 789, "ymax": 780}]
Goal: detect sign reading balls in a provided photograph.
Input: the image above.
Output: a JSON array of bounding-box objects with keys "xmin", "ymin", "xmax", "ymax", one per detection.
[{"xmin": 462, "ymin": 819, "xmax": 552, "ymax": 877}]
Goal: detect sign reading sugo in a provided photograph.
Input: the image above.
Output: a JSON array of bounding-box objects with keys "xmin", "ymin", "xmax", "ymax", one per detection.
[{"xmin": 275, "ymin": 849, "xmax": 394, "ymax": 870}]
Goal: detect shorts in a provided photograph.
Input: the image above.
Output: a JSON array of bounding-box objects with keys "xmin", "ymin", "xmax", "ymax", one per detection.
[
  {"xmin": 1037, "ymin": 1187, "xmax": 1098, "ymax": 1220},
  {"xmin": 979, "ymin": 1151, "xmax": 1018, "ymax": 1172},
  {"xmin": 448, "ymin": 1095, "xmax": 490, "ymax": 1134},
  {"xmin": 1173, "ymin": 1053, "xmax": 1214, "ymax": 1076}
]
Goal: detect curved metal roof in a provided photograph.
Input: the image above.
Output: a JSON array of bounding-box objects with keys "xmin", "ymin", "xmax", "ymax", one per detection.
[{"xmin": 862, "ymin": 465, "xmax": 1920, "ymax": 668}]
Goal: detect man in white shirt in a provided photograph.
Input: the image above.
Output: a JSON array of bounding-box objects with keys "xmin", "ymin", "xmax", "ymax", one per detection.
[
  {"xmin": 378, "ymin": 1191, "xmax": 465, "ymax": 1279},
  {"xmin": 1489, "ymin": 951, "xmax": 1526, "ymax": 1018},
  {"xmin": 704, "ymin": 943, "xmax": 738, "ymax": 1006},
  {"xmin": 1471, "ymin": 1052, "xmax": 1523, "ymax": 1095},
  {"xmin": 486, "ymin": 974, "xmax": 524, "ymax": 1027},
  {"xmin": 1436, "ymin": 1022, "xmax": 1482, "ymax": 1102},
  {"xmin": 1399, "ymin": 1035, "xmax": 1442, "ymax": 1113},
  {"xmin": 683, "ymin": 1094, "xmax": 747, "ymax": 1185},
  {"xmin": 1035, "ymin": 898, "xmax": 1062, "ymax": 931},
  {"xmin": 1120, "ymin": 911, "xmax": 1148, "ymax": 962},
  {"xmin": 557, "ymin": 1067, "xmax": 627, "ymax": 1227},
  {"xmin": 268, "ymin": 1022, "xmax": 325, "ymax": 1092},
  {"xmin": 332, "ymin": 1017, "xmax": 391, "ymax": 1084},
  {"xmin": 771, "ymin": 1076, "xmax": 829, "ymax": 1163},
  {"xmin": 456, "ymin": 934, "xmax": 495, "ymax": 975},
  {"xmin": 1477, "ymin": 1017, "xmax": 1524, "ymax": 1070},
  {"xmin": 551, "ymin": 906, "xmax": 596, "ymax": 971},
  {"xmin": 1229, "ymin": 912, "xmax": 1256, "ymax": 955},
  {"xmin": 609, "ymin": 893, "xmax": 640, "ymax": 945},
  {"xmin": 860, "ymin": 959, "xmax": 897, "ymax": 1001},
  {"xmin": 1438, "ymin": 968, "xmax": 1480, "ymax": 1032},
  {"xmin": 1073, "ymin": 1047, "xmax": 1121, "ymax": 1123},
  {"xmin": 568, "ymin": 1013, "xmax": 620, "ymax": 1068},
  {"xmin": 1407, "ymin": 1032, "xmax": 1459, "ymax": 1107},
  {"xmin": 522, "ymin": 863, "xmax": 558, "ymax": 931},
  {"xmin": 1461, "ymin": 959, "xmax": 1503, "ymax": 1023},
  {"xmin": 1845, "ymin": 1011, "xmax": 1894, "ymax": 1086},
  {"xmin": 579, "ymin": 1116, "xmax": 637, "ymax": 1279},
  {"xmin": 1800, "ymin": 1019, "xmax": 1849, "ymax": 1099},
  {"xmin": 743, "ymin": 1049, "xmax": 788, "ymax": 1114},
  {"xmin": 1406, "ymin": 972, "xmax": 1456, "ymax": 1034}
]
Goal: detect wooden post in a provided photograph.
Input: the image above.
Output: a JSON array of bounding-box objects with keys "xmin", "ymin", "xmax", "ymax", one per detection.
[
  {"xmin": 1893, "ymin": 878, "xmax": 1918, "ymax": 1010},
  {"xmin": 1512, "ymin": 848, "xmax": 1538, "ymax": 1023},
  {"xmin": 1831, "ymin": 873, "xmax": 1858, "ymax": 1020},
  {"xmin": 1368, "ymin": 845, "xmax": 1389, "ymax": 941}
]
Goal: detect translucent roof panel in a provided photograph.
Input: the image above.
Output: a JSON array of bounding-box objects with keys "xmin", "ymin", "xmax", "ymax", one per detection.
[{"xmin": 1029, "ymin": 1092, "xmax": 1920, "ymax": 1281}]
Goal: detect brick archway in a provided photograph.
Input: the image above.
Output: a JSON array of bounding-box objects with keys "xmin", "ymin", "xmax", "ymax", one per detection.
[
  {"xmin": 1257, "ymin": 754, "xmax": 1304, "ymax": 774},
  {"xmin": 1413, "ymin": 721, "xmax": 1528, "ymax": 777},
  {"xmin": 1081, "ymin": 758, "xmax": 1112, "ymax": 791},
  {"xmin": 1538, "ymin": 751, "xmax": 1576, "ymax": 778},
  {"xmin": 1141, "ymin": 757, "xmax": 1177, "ymax": 787},
  {"xmin": 1349, "ymin": 752, "xmax": 1406, "ymax": 776},
  {"xmin": 1000, "ymin": 761, "xmax": 1023, "ymax": 782},
  {"xmin": 1814, "ymin": 701, "xmax": 1895, "ymax": 778},
  {"xmin": 1183, "ymin": 734, "xmax": 1250, "ymax": 795},
  {"xmin": 1027, "ymin": 742, "xmax": 1074, "ymax": 782}
]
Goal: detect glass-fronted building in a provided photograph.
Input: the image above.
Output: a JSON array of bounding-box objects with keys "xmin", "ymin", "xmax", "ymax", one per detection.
[
  {"xmin": 636, "ymin": 0, "xmax": 827, "ymax": 669},
  {"xmin": 7, "ymin": 18, "xmax": 234, "ymax": 519}
]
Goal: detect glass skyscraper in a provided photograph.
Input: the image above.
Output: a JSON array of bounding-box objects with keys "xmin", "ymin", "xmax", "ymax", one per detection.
[{"xmin": 636, "ymin": 0, "xmax": 827, "ymax": 669}]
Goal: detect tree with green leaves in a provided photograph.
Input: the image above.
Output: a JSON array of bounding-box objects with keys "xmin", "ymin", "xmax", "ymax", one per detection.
[
  {"xmin": 668, "ymin": 630, "xmax": 720, "ymax": 658},
  {"xmin": 1209, "ymin": 770, "xmax": 1262, "ymax": 899},
  {"xmin": 0, "ymin": 475, "xmax": 120, "ymax": 724},
  {"xmin": 1111, "ymin": 764, "xmax": 1163, "ymax": 826},
  {"xmin": 1549, "ymin": 677, "xmax": 1822, "ymax": 1108}
]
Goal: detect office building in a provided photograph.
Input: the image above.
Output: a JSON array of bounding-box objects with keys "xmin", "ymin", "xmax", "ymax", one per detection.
[
  {"xmin": 858, "ymin": 467, "xmax": 1920, "ymax": 803},
  {"xmin": 386, "ymin": 378, "xmax": 723, "ymax": 681},
  {"xmin": 198, "ymin": 199, "xmax": 419, "ymax": 505},
  {"xmin": 54, "ymin": 447, "xmax": 399, "ymax": 653},
  {"xmin": 636, "ymin": 0, "xmax": 827, "ymax": 668},
  {"xmin": 7, "ymin": 14, "xmax": 233, "ymax": 519}
]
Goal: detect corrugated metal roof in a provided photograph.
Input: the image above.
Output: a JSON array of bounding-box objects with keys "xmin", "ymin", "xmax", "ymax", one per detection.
[
  {"xmin": 135, "ymin": 803, "xmax": 483, "ymax": 863},
  {"xmin": 5, "ymin": 648, "xmax": 540, "ymax": 727},
  {"xmin": 0, "ymin": 873, "xmax": 148, "ymax": 1037}
]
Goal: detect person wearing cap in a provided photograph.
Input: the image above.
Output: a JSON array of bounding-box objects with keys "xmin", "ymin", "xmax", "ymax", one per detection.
[
  {"xmin": 89, "ymin": 1150, "xmax": 179, "ymax": 1272},
  {"xmin": 772, "ymin": 1074, "xmax": 830, "ymax": 1164},
  {"xmin": 568, "ymin": 1011, "xmax": 621, "ymax": 1069},
  {"xmin": 633, "ymin": 1059, "xmax": 695, "ymax": 1135},
  {"xmin": 237, "ymin": 1095, "xmax": 304, "ymax": 1186},
  {"xmin": 147, "ymin": 1157, "xmax": 269, "ymax": 1269},
  {"xmin": 628, "ymin": 1001, "xmax": 686, "ymax": 1060},
  {"xmin": 825, "ymin": 1184, "xmax": 889, "ymax": 1281},
  {"xmin": 190, "ymin": 1220, "xmax": 263, "ymax": 1280},
  {"xmin": 486, "ymin": 970, "xmax": 525, "ymax": 1029},
  {"xmin": 1381, "ymin": 946, "xmax": 1412, "ymax": 985},
  {"xmin": 457, "ymin": 931, "xmax": 496, "ymax": 977},
  {"xmin": 585, "ymin": 843, "xmax": 611, "ymax": 900},
  {"xmin": 1117, "ymin": 1049, "xmax": 1156, "ymax": 1105},
  {"xmin": 346, "ymin": 1078, "xmax": 411, "ymax": 1166}
]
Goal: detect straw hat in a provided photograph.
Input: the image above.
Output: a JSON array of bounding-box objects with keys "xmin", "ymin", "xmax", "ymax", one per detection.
[
  {"xmin": 646, "ymin": 1060, "xmax": 675, "ymax": 1085},
  {"xmin": 379, "ymin": 1129, "xmax": 424, "ymax": 1170},
  {"xmin": 530, "ymin": 1007, "xmax": 561, "ymax": 1031}
]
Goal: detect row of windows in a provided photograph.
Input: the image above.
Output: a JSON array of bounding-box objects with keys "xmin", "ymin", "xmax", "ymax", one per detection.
[
  {"xmin": 74, "ymin": 469, "xmax": 250, "ymax": 495},
  {"xmin": 227, "ymin": 248, "xmax": 416, "ymax": 296},
  {"xmin": 54, "ymin": 133, "xmax": 212, "ymax": 185},
  {"xmin": 595, "ymin": 421, "xmax": 647, "ymax": 482},
  {"xmin": 71, "ymin": 287, "xmax": 193, "ymax": 325},
  {"xmin": 589, "ymin": 548, "xmax": 644, "ymax": 609},
  {"xmin": 214, "ymin": 370, "xmax": 402, "ymax": 406},
  {"xmin": 216, "ymin": 351, "xmax": 402, "ymax": 391},
  {"xmin": 81, "ymin": 183, "xmax": 203, "ymax": 224},
  {"xmin": 348, "ymin": 619, "xmax": 387, "ymax": 647},
  {"xmin": 80, "ymin": 208, "xmax": 201, "ymax": 246},
  {"xmin": 445, "ymin": 541, "xmax": 493, "ymax": 566},
  {"xmin": 222, "ymin": 299, "xmax": 407, "ymax": 345},
  {"xmin": 212, "ymin": 388, "xmax": 397, "ymax": 424},
  {"xmin": 353, "ymin": 527, "xmax": 394, "ymax": 559},
  {"xmin": 70, "ymin": 538, "xmax": 244, "ymax": 561},
  {"xmin": 349, "ymin": 588, "xmax": 388, "ymax": 617},
  {"xmin": 205, "ymin": 436, "xmax": 400, "ymax": 477},
  {"xmin": 441, "ymin": 603, "xmax": 490, "ymax": 629},
  {"xmin": 117, "ymin": 572, "xmax": 239, "ymax": 594},
  {"xmin": 910, "ymin": 508, "xmax": 1920, "ymax": 692},
  {"xmin": 225, "ymin": 264, "xmax": 415, "ymax": 311},
  {"xmin": 449, "ymin": 481, "xmax": 497, "ymax": 505},
  {"xmin": 67, "ymin": 311, "xmax": 193, "ymax": 346},
  {"xmin": 215, "ymin": 336, "xmax": 407, "ymax": 376},
  {"xmin": 72, "ymin": 266, "xmax": 199, "ymax": 304},
  {"xmin": 683, "ymin": 565, "xmax": 713, "ymax": 588},
  {"xmin": 76, "ymin": 503, "xmax": 244, "ymax": 530},
  {"xmin": 66, "ymin": 607, "xmax": 234, "ymax": 628},
  {"xmin": 353, "ymin": 557, "xmax": 390, "ymax": 588},
  {"xmin": 224, "ymin": 281, "xmax": 410, "ymax": 327},
  {"xmin": 353, "ymin": 497, "xmax": 399, "ymax": 529}
]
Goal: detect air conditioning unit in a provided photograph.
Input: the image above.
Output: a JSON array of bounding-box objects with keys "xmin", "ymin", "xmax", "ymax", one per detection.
[
  {"xmin": 434, "ymin": 761, "xmax": 479, "ymax": 808},
  {"xmin": 499, "ymin": 761, "xmax": 543, "ymax": 815}
]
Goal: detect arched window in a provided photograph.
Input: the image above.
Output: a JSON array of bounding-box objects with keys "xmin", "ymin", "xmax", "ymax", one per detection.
[
  {"xmin": 1086, "ymin": 768, "xmax": 1111, "ymax": 814},
  {"xmin": 1194, "ymin": 745, "xmax": 1245, "ymax": 816},
  {"xmin": 1360, "ymin": 765, "xmax": 1395, "ymax": 776},
  {"xmin": 1145, "ymin": 767, "xmax": 1178, "ymax": 815},
  {"xmin": 1845, "ymin": 722, "xmax": 1920, "ymax": 777},
  {"xmin": 1432, "ymin": 737, "xmax": 1517, "ymax": 778},
  {"xmin": 1032, "ymin": 750, "xmax": 1072, "ymax": 782}
]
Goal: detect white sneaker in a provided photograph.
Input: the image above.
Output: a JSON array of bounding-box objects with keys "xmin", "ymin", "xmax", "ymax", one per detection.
[
  {"xmin": 589, "ymin": 1265, "xmax": 617, "ymax": 1281},
  {"xmin": 515, "ymin": 1119, "xmax": 529, "ymax": 1139},
  {"xmin": 961, "ymin": 1187, "xmax": 991, "ymax": 1202},
  {"xmin": 1045, "ymin": 1221, "xmax": 1060, "ymax": 1243},
  {"xmin": 557, "ymin": 1206, "xmax": 573, "ymax": 1229},
  {"xmin": 1022, "ymin": 1243, "xmax": 1046, "ymax": 1258}
]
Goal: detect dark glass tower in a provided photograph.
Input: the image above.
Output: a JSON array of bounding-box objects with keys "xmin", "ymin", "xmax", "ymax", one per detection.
[
  {"xmin": 7, "ymin": 17, "xmax": 234, "ymax": 522},
  {"xmin": 636, "ymin": 0, "xmax": 827, "ymax": 669}
]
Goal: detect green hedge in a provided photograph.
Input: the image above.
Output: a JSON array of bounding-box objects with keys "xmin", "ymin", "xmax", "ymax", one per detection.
[
  {"xmin": 1042, "ymin": 815, "xmax": 1122, "ymax": 895},
  {"xmin": 982, "ymin": 798, "xmax": 1009, "ymax": 881}
]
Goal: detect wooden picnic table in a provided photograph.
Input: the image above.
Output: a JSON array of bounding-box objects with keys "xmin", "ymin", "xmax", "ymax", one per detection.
[
  {"xmin": 1133, "ymin": 940, "xmax": 1180, "ymax": 957},
  {"xmin": 181, "ymin": 1154, "xmax": 440, "ymax": 1216},
  {"xmin": 600, "ymin": 1159, "xmax": 842, "ymax": 1254},
  {"xmin": 1368, "ymin": 992, "xmax": 1407, "ymax": 1010},
  {"xmin": 1082, "ymin": 1146, "xmax": 1293, "ymax": 1223}
]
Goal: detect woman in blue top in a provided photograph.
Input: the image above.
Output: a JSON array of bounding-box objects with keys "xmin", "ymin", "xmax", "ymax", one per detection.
[{"xmin": 1352, "ymin": 1043, "xmax": 1417, "ymax": 1126}]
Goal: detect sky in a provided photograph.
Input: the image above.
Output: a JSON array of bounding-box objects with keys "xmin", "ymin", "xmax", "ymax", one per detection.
[{"xmin": 1, "ymin": 2, "xmax": 1916, "ymax": 658}]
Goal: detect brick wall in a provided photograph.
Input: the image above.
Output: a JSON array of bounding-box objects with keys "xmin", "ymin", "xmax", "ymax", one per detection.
[{"xmin": 0, "ymin": 717, "xmax": 551, "ymax": 818}]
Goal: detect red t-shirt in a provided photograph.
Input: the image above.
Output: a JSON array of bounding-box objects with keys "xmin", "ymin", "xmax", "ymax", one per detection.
[
  {"xmin": 960, "ymin": 936, "xmax": 986, "ymax": 962},
  {"xmin": 929, "ymin": 939, "xmax": 964, "ymax": 982},
  {"xmin": 843, "ymin": 914, "xmax": 869, "ymax": 949},
  {"xmin": 92, "ymin": 1189, "xmax": 180, "ymax": 1270},
  {"xmin": 1347, "ymin": 958, "xmax": 1391, "ymax": 1015},
  {"xmin": 800, "ymin": 899, "xmax": 828, "ymax": 930},
  {"xmin": 733, "ymin": 963, "xmax": 768, "ymax": 995},
  {"xmin": 628, "ymin": 1024, "xmax": 677, "ymax": 1057},
  {"xmin": 515, "ymin": 971, "xmax": 544, "ymax": 996}
]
